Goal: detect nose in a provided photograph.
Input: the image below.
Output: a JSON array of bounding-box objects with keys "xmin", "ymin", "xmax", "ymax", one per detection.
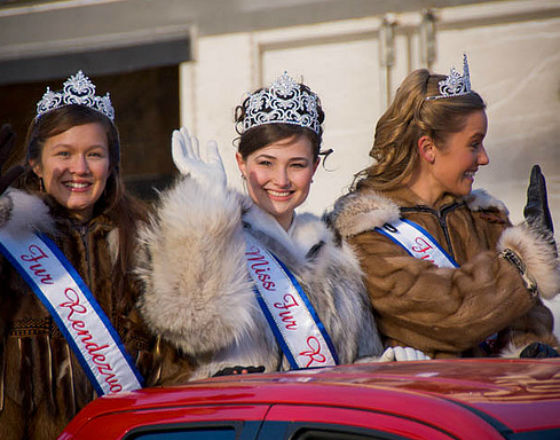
[
  {"xmin": 272, "ymin": 166, "xmax": 290, "ymax": 188},
  {"xmin": 71, "ymin": 154, "xmax": 90, "ymax": 174},
  {"xmin": 478, "ymin": 144, "xmax": 489, "ymax": 166}
]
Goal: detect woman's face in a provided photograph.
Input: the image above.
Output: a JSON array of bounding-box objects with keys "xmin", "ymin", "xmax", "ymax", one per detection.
[
  {"xmin": 31, "ymin": 122, "xmax": 111, "ymax": 222},
  {"xmin": 236, "ymin": 134, "xmax": 319, "ymax": 230},
  {"xmin": 430, "ymin": 110, "xmax": 489, "ymax": 198}
]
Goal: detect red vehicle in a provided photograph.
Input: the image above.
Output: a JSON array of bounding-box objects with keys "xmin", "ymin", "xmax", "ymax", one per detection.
[{"xmin": 59, "ymin": 358, "xmax": 560, "ymax": 440}]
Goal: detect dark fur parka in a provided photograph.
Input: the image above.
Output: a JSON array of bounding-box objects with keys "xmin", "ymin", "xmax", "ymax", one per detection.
[{"xmin": 0, "ymin": 189, "xmax": 155, "ymax": 439}]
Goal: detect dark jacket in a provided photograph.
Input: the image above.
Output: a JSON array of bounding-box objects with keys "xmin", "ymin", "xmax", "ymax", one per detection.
[{"xmin": 0, "ymin": 189, "xmax": 155, "ymax": 440}]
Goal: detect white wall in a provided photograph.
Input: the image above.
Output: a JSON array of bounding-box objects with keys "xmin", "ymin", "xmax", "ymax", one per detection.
[{"xmin": 181, "ymin": 1, "xmax": 560, "ymax": 229}]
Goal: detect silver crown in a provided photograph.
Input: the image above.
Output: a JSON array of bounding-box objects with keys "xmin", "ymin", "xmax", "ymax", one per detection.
[
  {"xmin": 242, "ymin": 71, "xmax": 320, "ymax": 134},
  {"xmin": 36, "ymin": 70, "xmax": 115, "ymax": 121},
  {"xmin": 426, "ymin": 54, "xmax": 472, "ymax": 101}
]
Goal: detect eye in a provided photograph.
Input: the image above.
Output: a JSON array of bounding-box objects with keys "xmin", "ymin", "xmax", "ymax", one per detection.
[
  {"xmin": 88, "ymin": 150, "xmax": 107, "ymax": 158},
  {"xmin": 55, "ymin": 151, "xmax": 70, "ymax": 157},
  {"xmin": 290, "ymin": 162, "xmax": 307, "ymax": 168},
  {"xmin": 257, "ymin": 160, "xmax": 272, "ymax": 167}
]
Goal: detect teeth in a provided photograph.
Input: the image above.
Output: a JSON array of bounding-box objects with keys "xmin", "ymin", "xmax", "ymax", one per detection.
[
  {"xmin": 66, "ymin": 182, "xmax": 89, "ymax": 188},
  {"xmin": 268, "ymin": 190, "xmax": 291, "ymax": 197}
]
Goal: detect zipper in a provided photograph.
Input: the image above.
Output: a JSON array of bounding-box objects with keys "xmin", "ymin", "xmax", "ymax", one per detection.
[{"xmin": 401, "ymin": 203, "xmax": 464, "ymax": 261}]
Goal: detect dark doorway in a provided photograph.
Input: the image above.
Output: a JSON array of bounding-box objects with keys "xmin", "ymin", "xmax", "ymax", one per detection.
[{"xmin": 0, "ymin": 65, "xmax": 179, "ymax": 201}]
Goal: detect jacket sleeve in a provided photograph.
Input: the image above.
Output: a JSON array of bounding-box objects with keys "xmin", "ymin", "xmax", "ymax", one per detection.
[
  {"xmin": 349, "ymin": 222, "xmax": 560, "ymax": 354},
  {"xmin": 136, "ymin": 177, "xmax": 257, "ymax": 356}
]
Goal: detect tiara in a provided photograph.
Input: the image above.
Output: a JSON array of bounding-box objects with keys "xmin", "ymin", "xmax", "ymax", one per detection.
[
  {"xmin": 36, "ymin": 70, "xmax": 115, "ymax": 121},
  {"xmin": 242, "ymin": 71, "xmax": 320, "ymax": 134},
  {"xmin": 426, "ymin": 54, "xmax": 472, "ymax": 101}
]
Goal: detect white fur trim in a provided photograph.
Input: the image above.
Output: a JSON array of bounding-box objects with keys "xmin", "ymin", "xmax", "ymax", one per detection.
[
  {"xmin": 137, "ymin": 177, "xmax": 259, "ymax": 355},
  {"xmin": 499, "ymin": 342, "xmax": 525, "ymax": 358},
  {"xmin": 0, "ymin": 189, "xmax": 54, "ymax": 234},
  {"xmin": 497, "ymin": 223, "xmax": 560, "ymax": 299},
  {"xmin": 465, "ymin": 189, "xmax": 509, "ymax": 214}
]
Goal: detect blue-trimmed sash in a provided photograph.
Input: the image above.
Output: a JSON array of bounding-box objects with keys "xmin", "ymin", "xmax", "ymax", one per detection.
[
  {"xmin": 375, "ymin": 218, "xmax": 458, "ymax": 268},
  {"xmin": 0, "ymin": 227, "xmax": 143, "ymax": 396},
  {"xmin": 376, "ymin": 219, "xmax": 497, "ymax": 351},
  {"xmin": 244, "ymin": 233, "xmax": 338, "ymax": 369}
]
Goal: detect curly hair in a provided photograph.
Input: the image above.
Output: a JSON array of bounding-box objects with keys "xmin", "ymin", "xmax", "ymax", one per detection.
[{"xmin": 354, "ymin": 69, "xmax": 486, "ymax": 191}]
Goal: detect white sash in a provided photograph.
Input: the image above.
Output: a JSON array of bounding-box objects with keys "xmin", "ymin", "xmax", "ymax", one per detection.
[
  {"xmin": 0, "ymin": 227, "xmax": 143, "ymax": 396},
  {"xmin": 244, "ymin": 233, "xmax": 338, "ymax": 369},
  {"xmin": 376, "ymin": 219, "xmax": 458, "ymax": 268}
]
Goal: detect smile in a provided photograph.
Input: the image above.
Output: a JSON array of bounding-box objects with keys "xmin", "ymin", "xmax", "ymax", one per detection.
[
  {"xmin": 65, "ymin": 182, "xmax": 91, "ymax": 189},
  {"xmin": 266, "ymin": 189, "xmax": 293, "ymax": 198}
]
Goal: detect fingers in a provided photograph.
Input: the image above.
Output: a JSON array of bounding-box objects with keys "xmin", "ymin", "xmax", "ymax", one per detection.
[
  {"xmin": 0, "ymin": 165, "xmax": 24, "ymax": 196},
  {"xmin": 0, "ymin": 124, "xmax": 16, "ymax": 166},
  {"xmin": 206, "ymin": 140, "xmax": 224, "ymax": 170},
  {"xmin": 379, "ymin": 347, "xmax": 395, "ymax": 362},
  {"xmin": 394, "ymin": 346, "xmax": 431, "ymax": 361}
]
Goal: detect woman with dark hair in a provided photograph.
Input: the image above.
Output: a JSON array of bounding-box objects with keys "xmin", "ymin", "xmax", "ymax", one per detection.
[
  {"xmin": 135, "ymin": 72, "xmax": 419, "ymax": 382},
  {"xmin": 0, "ymin": 72, "xmax": 157, "ymax": 439},
  {"xmin": 329, "ymin": 56, "xmax": 560, "ymax": 359}
]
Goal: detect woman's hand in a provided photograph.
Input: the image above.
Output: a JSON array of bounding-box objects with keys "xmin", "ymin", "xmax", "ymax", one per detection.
[
  {"xmin": 379, "ymin": 346, "xmax": 431, "ymax": 362},
  {"xmin": 212, "ymin": 365, "xmax": 265, "ymax": 377},
  {"xmin": 524, "ymin": 165, "xmax": 554, "ymax": 234},
  {"xmin": 171, "ymin": 126, "xmax": 226, "ymax": 189},
  {"xmin": 0, "ymin": 124, "xmax": 24, "ymax": 196}
]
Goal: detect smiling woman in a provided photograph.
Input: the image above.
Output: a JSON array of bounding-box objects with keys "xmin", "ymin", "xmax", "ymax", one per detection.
[
  {"xmin": 0, "ymin": 72, "xmax": 161, "ymax": 440},
  {"xmin": 135, "ymin": 72, "xmax": 388, "ymax": 383},
  {"xmin": 30, "ymin": 122, "xmax": 110, "ymax": 221},
  {"xmin": 329, "ymin": 55, "xmax": 560, "ymax": 360}
]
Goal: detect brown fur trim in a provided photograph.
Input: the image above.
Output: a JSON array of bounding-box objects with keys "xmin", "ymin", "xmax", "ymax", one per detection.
[{"xmin": 498, "ymin": 223, "xmax": 560, "ymax": 299}]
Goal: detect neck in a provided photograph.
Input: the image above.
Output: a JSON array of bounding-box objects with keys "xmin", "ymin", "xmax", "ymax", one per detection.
[
  {"xmin": 405, "ymin": 166, "xmax": 443, "ymax": 207},
  {"xmin": 275, "ymin": 211, "xmax": 294, "ymax": 231}
]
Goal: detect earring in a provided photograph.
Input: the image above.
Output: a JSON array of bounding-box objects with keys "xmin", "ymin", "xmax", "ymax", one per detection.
[
  {"xmin": 241, "ymin": 174, "xmax": 246, "ymax": 180},
  {"xmin": 39, "ymin": 178, "xmax": 45, "ymax": 193}
]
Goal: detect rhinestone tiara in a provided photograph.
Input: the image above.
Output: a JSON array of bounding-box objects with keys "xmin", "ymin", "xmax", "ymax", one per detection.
[
  {"xmin": 242, "ymin": 71, "xmax": 320, "ymax": 134},
  {"xmin": 36, "ymin": 70, "xmax": 115, "ymax": 121},
  {"xmin": 426, "ymin": 54, "xmax": 472, "ymax": 101}
]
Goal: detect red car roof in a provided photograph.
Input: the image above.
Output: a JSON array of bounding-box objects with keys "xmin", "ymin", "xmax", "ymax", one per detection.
[{"xmin": 64, "ymin": 358, "xmax": 560, "ymax": 438}]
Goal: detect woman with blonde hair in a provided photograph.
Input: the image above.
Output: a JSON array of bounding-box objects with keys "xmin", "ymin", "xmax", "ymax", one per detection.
[{"xmin": 329, "ymin": 56, "xmax": 560, "ymax": 359}]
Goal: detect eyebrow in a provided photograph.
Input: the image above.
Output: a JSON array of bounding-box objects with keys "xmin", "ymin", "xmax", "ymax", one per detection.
[{"xmin": 255, "ymin": 154, "xmax": 309, "ymax": 161}]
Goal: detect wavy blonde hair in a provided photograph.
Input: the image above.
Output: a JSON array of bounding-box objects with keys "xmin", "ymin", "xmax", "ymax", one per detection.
[{"xmin": 354, "ymin": 69, "xmax": 486, "ymax": 191}]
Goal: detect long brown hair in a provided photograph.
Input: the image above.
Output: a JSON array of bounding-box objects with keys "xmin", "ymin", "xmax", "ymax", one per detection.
[
  {"xmin": 353, "ymin": 69, "xmax": 486, "ymax": 191},
  {"xmin": 20, "ymin": 104, "xmax": 148, "ymax": 295}
]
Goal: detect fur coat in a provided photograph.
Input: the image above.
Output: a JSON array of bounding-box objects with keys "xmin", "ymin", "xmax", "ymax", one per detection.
[
  {"xmin": 0, "ymin": 189, "xmax": 155, "ymax": 440},
  {"xmin": 328, "ymin": 186, "xmax": 560, "ymax": 358},
  {"xmin": 136, "ymin": 176, "xmax": 384, "ymax": 381}
]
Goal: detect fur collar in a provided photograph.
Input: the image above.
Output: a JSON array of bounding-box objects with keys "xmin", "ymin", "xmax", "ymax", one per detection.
[
  {"xmin": 242, "ymin": 199, "xmax": 332, "ymax": 265},
  {"xmin": 330, "ymin": 188, "xmax": 507, "ymax": 239},
  {"xmin": 0, "ymin": 188, "xmax": 55, "ymax": 235}
]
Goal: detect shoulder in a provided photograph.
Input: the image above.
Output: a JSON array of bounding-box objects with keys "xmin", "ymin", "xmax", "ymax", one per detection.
[
  {"xmin": 0, "ymin": 188, "xmax": 55, "ymax": 234},
  {"xmin": 464, "ymin": 189, "xmax": 509, "ymax": 214},
  {"xmin": 327, "ymin": 190, "xmax": 400, "ymax": 239}
]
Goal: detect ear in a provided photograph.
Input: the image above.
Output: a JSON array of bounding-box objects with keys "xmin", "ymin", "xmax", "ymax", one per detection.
[
  {"xmin": 29, "ymin": 159, "xmax": 43, "ymax": 178},
  {"xmin": 312, "ymin": 158, "xmax": 320, "ymax": 174},
  {"xmin": 417, "ymin": 135, "xmax": 436, "ymax": 164},
  {"xmin": 235, "ymin": 152, "xmax": 247, "ymax": 179}
]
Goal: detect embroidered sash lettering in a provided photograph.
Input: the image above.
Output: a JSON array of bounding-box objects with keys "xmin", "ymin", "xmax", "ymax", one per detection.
[
  {"xmin": 0, "ymin": 227, "xmax": 143, "ymax": 396},
  {"xmin": 245, "ymin": 233, "xmax": 338, "ymax": 369},
  {"xmin": 376, "ymin": 219, "xmax": 458, "ymax": 268}
]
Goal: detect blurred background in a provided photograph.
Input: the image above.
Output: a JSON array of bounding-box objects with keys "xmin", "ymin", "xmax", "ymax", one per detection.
[{"xmin": 1, "ymin": 0, "xmax": 559, "ymax": 333}]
